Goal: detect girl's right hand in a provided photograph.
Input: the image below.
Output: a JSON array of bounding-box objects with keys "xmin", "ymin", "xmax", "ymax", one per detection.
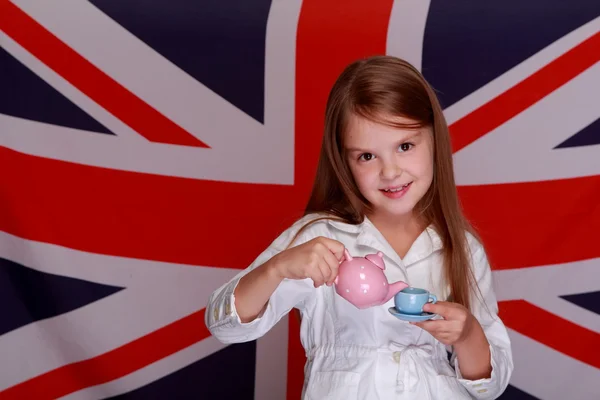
[{"xmin": 272, "ymin": 237, "xmax": 345, "ymax": 288}]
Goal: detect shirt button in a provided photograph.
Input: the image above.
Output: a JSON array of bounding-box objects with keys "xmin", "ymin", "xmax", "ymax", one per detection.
[
  {"xmin": 225, "ymin": 302, "xmax": 232, "ymax": 316},
  {"xmin": 213, "ymin": 307, "xmax": 219, "ymax": 321},
  {"xmin": 392, "ymin": 351, "xmax": 401, "ymax": 363},
  {"xmin": 477, "ymin": 389, "xmax": 488, "ymax": 394}
]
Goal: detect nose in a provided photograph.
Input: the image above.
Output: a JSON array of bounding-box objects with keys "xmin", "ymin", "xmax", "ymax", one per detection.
[{"xmin": 381, "ymin": 159, "xmax": 401, "ymax": 180}]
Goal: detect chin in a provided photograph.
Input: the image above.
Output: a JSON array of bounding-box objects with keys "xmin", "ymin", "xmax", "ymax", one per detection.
[
  {"xmin": 372, "ymin": 203, "xmax": 417, "ymax": 219},
  {"xmin": 387, "ymin": 207, "xmax": 417, "ymax": 219}
]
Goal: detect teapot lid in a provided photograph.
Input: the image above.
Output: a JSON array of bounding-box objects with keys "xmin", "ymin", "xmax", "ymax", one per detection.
[{"xmin": 365, "ymin": 251, "xmax": 385, "ymax": 270}]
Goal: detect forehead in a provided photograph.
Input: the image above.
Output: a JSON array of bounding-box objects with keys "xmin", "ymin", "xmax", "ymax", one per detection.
[{"xmin": 344, "ymin": 114, "xmax": 429, "ymax": 147}]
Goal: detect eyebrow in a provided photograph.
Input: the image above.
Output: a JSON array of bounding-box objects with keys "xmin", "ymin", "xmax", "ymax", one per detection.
[{"xmin": 345, "ymin": 131, "xmax": 422, "ymax": 153}]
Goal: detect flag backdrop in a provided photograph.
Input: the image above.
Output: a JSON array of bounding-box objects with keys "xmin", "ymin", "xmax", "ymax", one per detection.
[{"xmin": 1, "ymin": 0, "xmax": 599, "ymax": 399}]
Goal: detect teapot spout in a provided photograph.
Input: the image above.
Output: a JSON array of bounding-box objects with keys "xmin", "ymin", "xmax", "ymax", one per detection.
[{"xmin": 383, "ymin": 281, "xmax": 409, "ymax": 304}]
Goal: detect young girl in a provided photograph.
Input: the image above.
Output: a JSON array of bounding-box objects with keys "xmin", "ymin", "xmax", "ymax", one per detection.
[{"xmin": 206, "ymin": 56, "xmax": 513, "ymax": 399}]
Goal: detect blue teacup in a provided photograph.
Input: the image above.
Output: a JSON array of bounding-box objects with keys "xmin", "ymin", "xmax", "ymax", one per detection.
[{"xmin": 394, "ymin": 287, "xmax": 437, "ymax": 315}]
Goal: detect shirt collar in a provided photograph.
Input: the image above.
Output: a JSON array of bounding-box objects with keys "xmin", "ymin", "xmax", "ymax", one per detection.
[{"xmin": 324, "ymin": 216, "xmax": 443, "ymax": 266}]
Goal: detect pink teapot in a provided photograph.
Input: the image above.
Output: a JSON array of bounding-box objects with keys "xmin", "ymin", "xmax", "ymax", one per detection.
[{"xmin": 334, "ymin": 250, "xmax": 408, "ymax": 309}]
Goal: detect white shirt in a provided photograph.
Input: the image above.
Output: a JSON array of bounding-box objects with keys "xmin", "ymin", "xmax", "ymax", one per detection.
[{"xmin": 206, "ymin": 214, "xmax": 514, "ymax": 399}]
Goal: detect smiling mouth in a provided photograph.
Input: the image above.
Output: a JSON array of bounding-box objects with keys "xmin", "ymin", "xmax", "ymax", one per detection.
[{"xmin": 382, "ymin": 182, "xmax": 412, "ymax": 193}]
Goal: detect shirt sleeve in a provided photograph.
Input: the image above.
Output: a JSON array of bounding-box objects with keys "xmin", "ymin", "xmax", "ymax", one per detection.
[
  {"xmin": 452, "ymin": 237, "xmax": 514, "ymax": 399},
  {"xmin": 204, "ymin": 218, "xmax": 322, "ymax": 344}
]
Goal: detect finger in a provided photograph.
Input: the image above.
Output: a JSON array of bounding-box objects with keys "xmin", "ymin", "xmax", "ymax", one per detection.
[
  {"xmin": 323, "ymin": 251, "xmax": 340, "ymax": 285},
  {"xmin": 309, "ymin": 263, "xmax": 326, "ymax": 288},
  {"xmin": 318, "ymin": 252, "xmax": 338, "ymax": 285},
  {"xmin": 411, "ymin": 320, "xmax": 447, "ymax": 332},
  {"xmin": 318, "ymin": 237, "xmax": 346, "ymax": 260},
  {"xmin": 316, "ymin": 261, "xmax": 333, "ymax": 287},
  {"xmin": 422, "ymin": 301, "xmax": 452, "ymax": 317}
]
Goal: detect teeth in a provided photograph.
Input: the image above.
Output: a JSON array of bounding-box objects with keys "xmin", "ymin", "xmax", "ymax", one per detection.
[{"xmin": 384, "ymin": 183, "xmax": 409, "ymax": 192}]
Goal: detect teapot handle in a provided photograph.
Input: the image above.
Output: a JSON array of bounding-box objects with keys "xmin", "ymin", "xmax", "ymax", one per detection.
[{"xmin": 342, "ymin": 248, "xmax": 353, "ymax": 262}]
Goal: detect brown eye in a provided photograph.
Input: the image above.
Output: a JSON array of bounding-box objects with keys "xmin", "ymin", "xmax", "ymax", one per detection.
[
  {"xmin": 359, "ymin": 153, "xmax": 374, "ymax": 161},
  {"xmin": 398, "ymin": 143, "xmax": 413, "ymax": 152}
]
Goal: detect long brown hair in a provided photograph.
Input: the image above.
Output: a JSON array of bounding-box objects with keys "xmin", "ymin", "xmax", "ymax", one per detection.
[{"xmin": 298, "ymin": 55, "xmax": 480, "ymax": 311}]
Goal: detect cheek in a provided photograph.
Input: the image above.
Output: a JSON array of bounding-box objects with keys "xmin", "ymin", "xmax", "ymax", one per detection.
[
  {"xmin": 411, "ymin": 150, "xmax": 434, "ymax": 178},
  {"xmin": 421, "ymin": 159, "xmax": 434, "ymax": 179},
  {"xmin": 349, "ymin": 164, "xmax": 376, "ymax": 189}
]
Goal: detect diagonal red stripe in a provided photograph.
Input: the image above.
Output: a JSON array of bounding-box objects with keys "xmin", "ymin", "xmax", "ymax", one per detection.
[
  {"xmin": 499, "ymin": 300, "xmax": 600, "ymax": 369},
  {"xmin": 0, "ymin": 308, "xmax": 211, "ymax": 399},
  {"xmin": 291, "ymin": 1, "xmax": 395, "ymax": 398},
  {"xmin": 0, "ymin": 1, "xmax": 208, "ymax": 148},
  {"xmin": 458, "ymin": 175, "xmax": 599, "ymax": 270},
  {"xmin": 450, "ymin": 31, "xmax": 600, "ymax": 152}
]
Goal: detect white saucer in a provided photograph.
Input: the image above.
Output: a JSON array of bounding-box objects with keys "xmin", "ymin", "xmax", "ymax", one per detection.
[{"xmin": 388, "ymin": 307, "xmax": 437, "ymax": 322}]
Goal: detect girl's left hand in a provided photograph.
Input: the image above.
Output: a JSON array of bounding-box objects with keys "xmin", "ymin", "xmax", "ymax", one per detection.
[{"xmin": 411, "ymin": 301, "xmax": 478, "ymax": 346}]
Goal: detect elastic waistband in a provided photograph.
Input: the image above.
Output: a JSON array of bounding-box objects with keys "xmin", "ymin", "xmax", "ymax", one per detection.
[{"xmin": 306, "ymin": 342, "xmax": 446, "ymax": 360}]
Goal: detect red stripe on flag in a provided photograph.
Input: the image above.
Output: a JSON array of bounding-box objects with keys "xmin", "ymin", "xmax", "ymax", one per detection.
[
  {"xmin": 459, "ymin": 175, "xmax": 599, "ymax": 270},
  {"xmin": 0, "ymin": 309, "xmax": 211, "ymax": 399},
  {"xmin": 0, "ymin": 147, "xmax": 308, "ymax": 270},
  {"xmin": 291, "ymin": 1, "xmax": 395, "ymax": 397},
  {"xmin": 499, "ymin": 300, "xmax": 600, "ymax": 369},
  {"xmin": 0, "ymin": 1, "xmax": 208, "ymax": 148},
  {"xmin": 450, "ymin": 31, "xmax": 600, "ymax": 152},
  {"xmin": 1, "ymin": 145, "xmax": 595, "ymax": 273}
]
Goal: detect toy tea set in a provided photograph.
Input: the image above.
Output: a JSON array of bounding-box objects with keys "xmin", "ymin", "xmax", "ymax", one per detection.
[{"xmin": 333, "ymin": 249, "xmax": 438, "ymax": 322}]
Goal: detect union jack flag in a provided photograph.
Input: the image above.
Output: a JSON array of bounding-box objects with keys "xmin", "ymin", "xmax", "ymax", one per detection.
[{"xmin": 0, "ymin": 1, "xmax": 598, "ymax": 399}]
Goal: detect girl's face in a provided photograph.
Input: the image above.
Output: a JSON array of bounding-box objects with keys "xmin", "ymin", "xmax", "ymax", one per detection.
[{"xmin": 344, "ymin": 114, "xmax": 434, "ymax": 221}]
